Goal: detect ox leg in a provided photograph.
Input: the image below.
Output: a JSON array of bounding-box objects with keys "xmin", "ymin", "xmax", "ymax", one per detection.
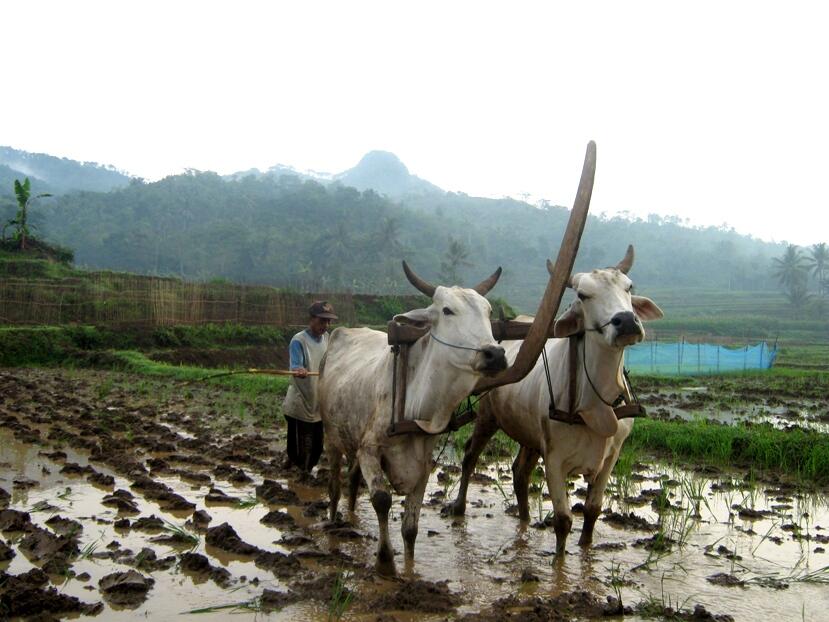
[
  {"xmin": 512, "ymin": 446, "xmax": 541, "ymax": 522},
  {"xmin": 579, "ymin": 446, "xmax": 622, "ymax": 547},
  {"xmin": 347, "ymin": 462, "xmax": 362, "ymax": 513},
  {"xmin": 358, "ymin": 448, "xmax": 396, "ymax": 577},
  {"xmin": 447, "ymin": 407, "xmax": 500, "ymax": 516},
  {"xmin": 543, "ymin": 459, "xmax": 573, "ymax": 556},
  {"xmin": 402, "ymin": 468, "xmax": 430, "ymax": 571},
  {"xmin": 327, "ymin": 449, "xmax": 342, "ymax": 522}
]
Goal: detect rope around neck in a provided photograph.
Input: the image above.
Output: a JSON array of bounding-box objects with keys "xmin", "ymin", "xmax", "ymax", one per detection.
[
  {"xmin": 429, "ymin": 332, "xmax": 486, "ymax": 352},
  {"xmin": 581, "ymin": 335, "xmax": 624, "ymax": 408}
]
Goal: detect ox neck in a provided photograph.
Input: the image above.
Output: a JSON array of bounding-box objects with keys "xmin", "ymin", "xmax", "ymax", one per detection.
[
  {"xmin": 577, "ymin": 333, "xmax": 626, "ymax": 408},
  {"xmin": 402, "ymin": 336, "xmax": 482, "ymax": 424}
]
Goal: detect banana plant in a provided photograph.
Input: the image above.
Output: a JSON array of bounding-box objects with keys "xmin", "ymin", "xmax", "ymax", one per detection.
[{"xmin": 2, "ymin": 178, "xmax": 52, "ymax": 250}]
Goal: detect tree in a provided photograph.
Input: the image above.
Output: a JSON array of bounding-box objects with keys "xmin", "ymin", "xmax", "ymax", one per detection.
[
  {"xmin": 771, "ymin": 244, "xmax": 808, "ymax": 290},
  {"xmin": 440, "ymin": 236, "xmax": 473, "ymax": 285},
  {"xmin": 3, "ymin": 178, "xmax": 52, "ymax": 250},
  {"xmin": 807, "ymin": 242, "xmax": 829, "ymax": 295}
]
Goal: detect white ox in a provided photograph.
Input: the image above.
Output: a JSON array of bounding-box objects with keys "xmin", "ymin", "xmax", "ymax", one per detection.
[
  {"xmin": 319, "ymin": 263, "xmax": 507, "ymax": 576},
  {"xmin": 447, "ymin": 246, "xmax": 663, "ymax": 554}
]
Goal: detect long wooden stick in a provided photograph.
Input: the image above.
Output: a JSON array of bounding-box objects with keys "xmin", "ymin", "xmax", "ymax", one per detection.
[{"xmin": 185, "ymin": 368, "xmax": 319, "ymax": 385}]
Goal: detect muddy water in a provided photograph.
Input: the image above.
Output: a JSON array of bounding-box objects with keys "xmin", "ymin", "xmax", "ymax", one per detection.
[
  {"xmin": 645, "ymin": 385, "xmax": 829, "ymax": 433},
  {"xmin": 2, "ymin": 425, "xmax": 828, "ymax": 621},
  {"xmin": 1, "ymin": 368, "xmax": 828, "ymax": 621}
]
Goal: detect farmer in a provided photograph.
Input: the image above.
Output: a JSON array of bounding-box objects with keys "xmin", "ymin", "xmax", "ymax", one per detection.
[{"xmin": 282, "ymin": 300, "xmax": 337, "ymax": 471}]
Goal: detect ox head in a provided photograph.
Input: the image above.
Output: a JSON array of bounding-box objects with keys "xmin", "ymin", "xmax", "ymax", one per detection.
[
  {"xmin": 393, "ymin": 262, "xmax": 507, "ymax": 375},
  {"xmin": 553, "ymin": 245, "xmax": 663, "ymax": 347}
]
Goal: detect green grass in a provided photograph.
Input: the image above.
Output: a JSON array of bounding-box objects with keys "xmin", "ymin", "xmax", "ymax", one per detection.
[
  {"xmin": 627, "ymin": 418, "xmax": 829, "ymax": 486},
  {"xmin": 113, "ymin": 350, "xmax": 290, "ymax": 394}
]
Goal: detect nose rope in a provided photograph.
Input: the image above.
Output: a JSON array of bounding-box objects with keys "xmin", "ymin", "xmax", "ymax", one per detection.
[
  {"xmin": 584, "ymin": 318, "xmax": 613, "ymax": 333},
  {"xmin": 428, "ymin": 332, "xmax": 487, "ymax": 353}
]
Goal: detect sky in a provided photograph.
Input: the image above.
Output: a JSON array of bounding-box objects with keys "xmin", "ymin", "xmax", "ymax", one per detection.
[{"xmin": 2, "ymin": 1, "xmax": 827, "ymax": 246}]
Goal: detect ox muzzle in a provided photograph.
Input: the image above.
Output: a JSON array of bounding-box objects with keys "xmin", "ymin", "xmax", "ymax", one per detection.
[
  {"xmin": 476, "ymin": 345, "xmax": 507, "ymax": 375},
  {"xmin": 610, "ymin": 311, "xmax": 645, "ymax": 345}
]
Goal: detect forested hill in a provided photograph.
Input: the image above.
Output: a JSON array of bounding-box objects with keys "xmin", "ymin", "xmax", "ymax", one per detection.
[
  {"xmin": 3, "ymin": 168, "xmax": 782, "ymax": 312},
  {"xmin": 0, "ymin": 146, "xmax": 130, "ymax": 194}
]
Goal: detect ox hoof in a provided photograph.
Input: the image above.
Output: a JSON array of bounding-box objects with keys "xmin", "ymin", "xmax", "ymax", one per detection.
[{"xmin": 375, "ymin": 557, "xmax": 397, "ymax": 578}]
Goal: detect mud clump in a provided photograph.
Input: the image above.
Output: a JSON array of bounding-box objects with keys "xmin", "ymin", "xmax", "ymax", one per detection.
[
  {"xmin": 0, "ymin": 508, "xmax": 32, "ymax": 531},
  {"xmin": 0, "ymin": 567, "xmax": 102, "ymax": 618},
  {"xmin": 0, "ymin": 539, "xmax": 15, "ymax": 561},
  {"xmin": 98, "ymin": 569, "xmax": 154, "ymax": 607},
  {"xmin": 601, "ymin": 510, "xmax": 658, "ymax": 531},
  {"xmin": 256, "ymin": 479, "xmax": 300, "ymax": 505},
  {"xmin": 180, "ymin": 552, "xmax": 233, "ymax": 586},
  {"xmin": 368, "ymin": 580, "xmax": 460, "ymax": 614},
  {"xmin": 18, "ymin": 525, "xmax": 80, "ymax": 562},
  {"xmin": 459, "ymin": 590, "xmax": 621, "ymax": 621},
  {"xmin": 260, "ymin": 510, "xmax": 295, "ymax": 527},
  {"xmin": 206, "ymin": 522, "xmax": 260, "ymax": 556},
  {"xmin": 205, "ymin": 486, "xmax": 241, "ymax": 505},
  {"xmin": 44, "ymin": 515, "xmax": 83, "ymax": 537},
  {"xmin": 254, "ymin": 550, "xmax": 301, "ymax": 577},
  {"xmin": 707, "ymin": 573, "xmax": 746, "ymax": 587},
  {"xmin": 87, "ymin": 471, "xmax": 115, "ymax": 487},
  {"xmin": 261, "ymin": 588, "xmax": 300, "ymax": 611},
  {"xmin": 0, "ymin": 486, "xmax": 9, "ymax": 509}
]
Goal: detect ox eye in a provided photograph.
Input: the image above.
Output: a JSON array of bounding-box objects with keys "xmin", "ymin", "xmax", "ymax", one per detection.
[
  {"xmin": 442, "ymin": 307, "xmax": 455, "ymax": 316},
  {"xmin": 577, "ymin": 292, "xmax": 590, "ymax": 301},
  {"xmin": 627, "ymin": 284, "xmax": 635, "ymax": 293}
]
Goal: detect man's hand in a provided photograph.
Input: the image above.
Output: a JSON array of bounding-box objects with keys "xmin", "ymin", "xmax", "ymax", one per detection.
[{"xmin": 293, "ymin": 367, "xmax": 309, "ymax": 378}]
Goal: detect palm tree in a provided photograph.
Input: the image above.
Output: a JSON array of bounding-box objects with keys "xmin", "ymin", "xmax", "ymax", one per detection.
[
  {"xmin": 771, "ymin": 244, "xmax": 808, "ymax": 290},
  {"xmin": 785, "ymin": 282, "xmax": 811, "ymax": 319},
  {"xmin": 807, "ymin": 242, "xmax": 829, "ymax": 295}
]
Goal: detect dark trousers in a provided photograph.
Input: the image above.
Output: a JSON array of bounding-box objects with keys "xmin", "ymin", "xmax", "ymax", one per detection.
[{"xmin": 285, "ymin": 416, "xmax": 324, "ymax": 472}]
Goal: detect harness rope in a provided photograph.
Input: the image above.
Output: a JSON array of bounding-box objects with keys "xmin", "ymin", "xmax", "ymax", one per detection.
[{"xmin": 429, "ymin": 332, "xmax": 487, "ymax": 352}]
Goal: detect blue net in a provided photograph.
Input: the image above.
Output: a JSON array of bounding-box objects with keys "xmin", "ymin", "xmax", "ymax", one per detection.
[{"xmin": 625, "ymin": 341, "xmax": 777, "ymax": 375}]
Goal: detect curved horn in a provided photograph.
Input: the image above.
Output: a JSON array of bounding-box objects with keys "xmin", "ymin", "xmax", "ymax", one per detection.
[
  {"xmin": 402, "ymin": 260, "xmax": 436, "ymax": 297},
  {"xmin": 615, "ymin": 244, "xmax": 634, "ymax": 274},
  {"xmin": 475, "ymin": 140, "xmax": 596, "ymax": 393},
  {"xmin": 472, "ymin": 267, "xmax": 502, "ymax": 296}
]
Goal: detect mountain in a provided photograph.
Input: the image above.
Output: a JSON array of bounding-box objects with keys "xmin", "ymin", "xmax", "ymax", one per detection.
[
  {"xmin": 0, "ymin": 146, "xmax": 131, "ymax": 194},
  {"xmin": 334, "ymin": 151, "xmax": 442, "ymax": 197},
  {"xmin": 227, "ymin": 151, "xmax": 442, "ymax": 198}
]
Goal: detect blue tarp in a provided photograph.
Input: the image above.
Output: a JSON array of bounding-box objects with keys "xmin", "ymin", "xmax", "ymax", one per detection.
[{"xmin": 625, "ymin": 341, "xmax": 777, "ymax": 375}]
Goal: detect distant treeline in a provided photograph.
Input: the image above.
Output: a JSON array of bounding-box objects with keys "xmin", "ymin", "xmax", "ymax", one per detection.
[{"xmin": 0, "ymin": 170, "xmax": 785, "ymax": 311}]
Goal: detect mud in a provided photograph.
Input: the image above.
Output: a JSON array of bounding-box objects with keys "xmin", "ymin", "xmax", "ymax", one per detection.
[
  {"xmin": 0, "ymin": 367, "xmax": 821, "ymax": 621},
  {"xmin": 98, "ymin": 569, "xmax": 154, "ymax": 606}
]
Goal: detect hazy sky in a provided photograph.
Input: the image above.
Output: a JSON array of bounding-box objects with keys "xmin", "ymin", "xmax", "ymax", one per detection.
[{"xmin": 3, "ymin": 1, "xmax": 827, "ymax": 245}]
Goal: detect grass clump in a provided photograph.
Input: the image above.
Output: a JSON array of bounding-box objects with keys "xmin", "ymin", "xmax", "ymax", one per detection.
[{"xmin": 628, "ymin": 418, "xmax": 829, "ymax": 486}]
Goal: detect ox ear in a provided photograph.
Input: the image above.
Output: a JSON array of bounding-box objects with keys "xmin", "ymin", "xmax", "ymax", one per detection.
[
  {"xmin": 393, "ymin": 308, "xmax": 432, "ymax": 329},
  {"xmin": 553, "ymin": 302, "xmax": 584, "ymax": 338},
  {"xmin": 632, "ymin": 296, "xmax": 663, "ymax": 321}
]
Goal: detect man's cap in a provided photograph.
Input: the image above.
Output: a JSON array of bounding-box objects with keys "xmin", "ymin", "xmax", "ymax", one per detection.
[{"xmin": 309, "ymin": 300, "xmax": 338, "ymax": 320}]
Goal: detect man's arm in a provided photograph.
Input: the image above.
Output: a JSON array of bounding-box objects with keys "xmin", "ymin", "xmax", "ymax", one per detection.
[{"xmin": 289, "ymin": 339, "xmax": 308, "ymax": 378}]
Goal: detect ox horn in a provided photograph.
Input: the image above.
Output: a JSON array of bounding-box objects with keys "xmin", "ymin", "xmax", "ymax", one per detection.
[
  {"xmin": 472, "ymin": 267, "xmax": 503, "ymax": 296},
  {"xmin": 546, "ymin": 259, "xmax": 574, "ymax": 288},
  {"xmin": 402, "ymin": 260, "xmax": 436, "ymax": 297},
  {"xmin": 474, "ymin": 140, "xmax": 596, "ymax": 393},
  {"xmin": 615, "ymin": 245, "xmax": 634, "ymax": 274}
]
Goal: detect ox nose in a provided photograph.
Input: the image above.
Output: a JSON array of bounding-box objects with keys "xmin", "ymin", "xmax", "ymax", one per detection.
[
  {"xmin": 481, "ymin": 345, "xmax": 507, "ymax": 372},
  {"xmin": 610, "ymin": 311, "xmax": 641, "ymax": 337}
]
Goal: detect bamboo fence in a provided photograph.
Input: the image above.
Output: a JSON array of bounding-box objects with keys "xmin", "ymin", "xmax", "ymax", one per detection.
[{"xmin": 0, "ymin": 274, "xmax": 357, "ymax": 328}]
